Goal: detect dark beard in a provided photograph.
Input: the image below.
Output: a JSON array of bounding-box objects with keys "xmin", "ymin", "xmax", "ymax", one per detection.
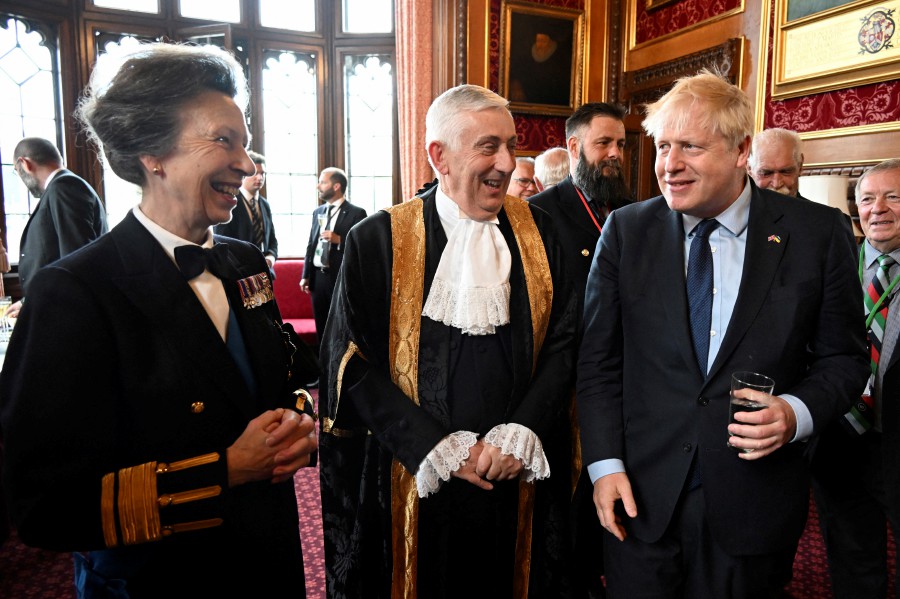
[{"xmin": 572, "ymin": 155, "xmax": 632, "ymax": 211}]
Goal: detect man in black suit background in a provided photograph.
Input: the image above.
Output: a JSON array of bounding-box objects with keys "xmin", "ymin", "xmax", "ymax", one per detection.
[
  {"xmin": 214, "ymin": 150, "xmax": 278, "ymax": 276},
  {"xmin": 10, "ymin": 137, "xmax": 108, "ymax": 315},
  {"xmin": 529, "ymin": 102, "xmax": 631, "ymax": 304},
  {"xmin": 300, "ymin": 167, "xmax": 367, "ymax": 348},
  {"xmin": 528, "ymin": 101, "xmax": 632, "ymax": 599},
  {"xmin": 812, "ymin": 158, "xmax": 900, "ymax": 599},
  {"xmin": 576, "ymin": 71, "xmax": 869, "ymax": 598}
]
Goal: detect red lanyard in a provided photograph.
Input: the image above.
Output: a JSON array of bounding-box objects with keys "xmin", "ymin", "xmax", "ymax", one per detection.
[{"xmin": 575, "ymin": 186, "xmax": 603, "ymax": 233}]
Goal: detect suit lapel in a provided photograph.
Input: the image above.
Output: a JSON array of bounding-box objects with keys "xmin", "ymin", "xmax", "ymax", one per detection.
[
  {"xmin": 654, "ymin": 206, "xmax": 702, "ymax": 376},
  {"xmin": 560, "ymin": 179, "xmax": 602, "ymax": 238},
  {"xmin": 707, "ymin": 190, "xmax": 788, "ymax": 382},
  {"xmin": 110, "ymin": 214, "xmax": 260, "ymax": 418},
  {"xmin": 214, "ymin": 242, "xmax": 287, "ymax": 408}
]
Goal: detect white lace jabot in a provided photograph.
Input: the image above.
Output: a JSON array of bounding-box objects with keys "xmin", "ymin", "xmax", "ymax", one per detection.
[{"xmin": 421, "ymin": 188, "xmax": 511, "ymax": 335}]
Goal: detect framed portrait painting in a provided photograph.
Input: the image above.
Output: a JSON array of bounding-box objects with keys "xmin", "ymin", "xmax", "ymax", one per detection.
[{"xmin": 499, "ymin": 1, "xmax": 584, "ymax": 116}]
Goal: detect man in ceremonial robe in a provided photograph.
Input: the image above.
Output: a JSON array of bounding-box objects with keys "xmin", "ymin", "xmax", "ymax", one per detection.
[{"xmin": 318, "ymin": 84, "xmax": 579, "ymax": 598}]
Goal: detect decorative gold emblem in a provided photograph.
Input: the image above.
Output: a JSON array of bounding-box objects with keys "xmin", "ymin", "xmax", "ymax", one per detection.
[
  {"xmin": 581, "ymin": 249, "xmax": 589, "ymax": 256},
  {"xmin": 190, "ymin": 402, "xmax": 205, "ymax": 413}
]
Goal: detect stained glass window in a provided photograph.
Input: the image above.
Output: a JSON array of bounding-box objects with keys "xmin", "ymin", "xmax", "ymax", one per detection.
[
  {"xmin": 261, "ymin": 50, "xmax": 318, "ymax": 256},
  {"xmin": 259, "ymin": 0, "xmax": 315, "ymax": 31},
  {"xmin": 0, "ymin": 17, "xmax": 59, "ymax": 260},
  {"xmin": 91, "ymin": 0, "xmax": 160, "ymax": 13},
  {"xmin": 180, "ymin": 0, "xmax": 240, "ymax": 23},
  {"xmin": 343, "ymin": 0, "xmax": 393, "ymax": 33},
  {"xmin": 344, "ymin": 54, "xmax": 394, "ymax": 217},
  {"xmin": 92, "ymin": 35, "xmax": 149, "ymax": 228}
]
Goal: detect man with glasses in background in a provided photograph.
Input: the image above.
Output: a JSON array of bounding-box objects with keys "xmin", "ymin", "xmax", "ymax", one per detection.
[{"xmin": 507, "ymin": 156, "xmax": 539, "ymax": 199}]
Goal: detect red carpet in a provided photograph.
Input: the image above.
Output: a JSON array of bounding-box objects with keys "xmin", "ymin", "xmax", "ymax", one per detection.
[
  {"xmin": 0, "ymin": 469, "xmax": 892, "ymax": 598},
  {"xmin": 296, "ymin": 463, "xmax": 326, "ymax": 598}
]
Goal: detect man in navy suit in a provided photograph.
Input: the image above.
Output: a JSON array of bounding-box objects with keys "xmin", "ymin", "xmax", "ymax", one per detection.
[
  {"xmin": 576, "ymin": 71, "xmax": 869, "ymax": 598},
  {"xmin": 300, "ymin": 167, "xmax": 367, "ymax": 348},
  {"xmin": 11, "ymin": 137, "xmax": 108, "ymax": 314},
  {"xmin": 214, "ymin": 150, "xmax": 278, "ymax": 277}
]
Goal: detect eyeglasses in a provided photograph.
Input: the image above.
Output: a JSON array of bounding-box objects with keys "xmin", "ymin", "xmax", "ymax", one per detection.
[{"xmin": 513, "ymin": 177, "xmax": 537, "ymax": 188}]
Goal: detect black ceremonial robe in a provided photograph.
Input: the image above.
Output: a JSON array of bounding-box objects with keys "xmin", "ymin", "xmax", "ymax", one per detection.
[{"xmin": 318, "ymin": 188, "xmax": 579, "ymax": 598}]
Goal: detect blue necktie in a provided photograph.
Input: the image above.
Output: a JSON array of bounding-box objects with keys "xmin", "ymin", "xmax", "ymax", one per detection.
[{"xmin": 687, "ymin": 219, "xmax": 719, "ymax": 373}]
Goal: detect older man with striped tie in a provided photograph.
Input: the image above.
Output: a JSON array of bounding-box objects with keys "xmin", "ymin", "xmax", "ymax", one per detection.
[{"xmin": 812, "ymin": 158, "xmax": 900, "ymax": 599}]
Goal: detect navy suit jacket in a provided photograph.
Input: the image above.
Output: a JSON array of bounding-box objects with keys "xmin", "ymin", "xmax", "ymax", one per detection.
[
  {"xmin": 529, "ymin": 176, "xmax": 604, "ymax": 306},
  {"xmin": 576, "ymin": 182, "xmax": 869, "ymax": 555},
  {"xmin": 301, "ymin": 200, "xmax": 368, "ymax": 289},
  {"xmin": 17, "ymin": 169, "xmax": 108, "ymax": 294},
  {"xmin": 214, "ymin": 194, "xmax": 278, "ymax": 259}
]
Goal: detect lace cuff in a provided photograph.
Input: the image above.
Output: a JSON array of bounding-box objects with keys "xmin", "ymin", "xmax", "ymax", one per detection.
[
  {"xmin": 415, "ymin": 431, "xmax": 478, "ymax": 498},
  {"xmin": 484, "ymin": 423, "xmax": 550, "ymax": 482}
]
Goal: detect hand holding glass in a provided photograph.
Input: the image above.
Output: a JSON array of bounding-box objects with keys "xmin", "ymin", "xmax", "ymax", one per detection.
[
  {"xmin": 727, "ymin": 371, "xmax": 775, "ymax": 453},
  {"xmin": 0, "ymin": 296, "xmax": 12, "ymax": 342}
]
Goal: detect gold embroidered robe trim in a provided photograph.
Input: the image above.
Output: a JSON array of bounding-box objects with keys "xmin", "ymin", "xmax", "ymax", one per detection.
[
  {"xmin": 386, "ymin": 198, "xmax": 426, "ymax": 599},
  {"xmin": 502, "ymin": 195, "xmax": 552, "ymax": 369},
  {"xmin": 503, "ymin": 194, "xmax": 553, "ymax": 599},
  {"xmin": 323, "ymin": 341, "xmax": 370, "ymax": 437},
  {"xmin": 384, "ymin": 195, "xmax": 554, "ymax": 599}
]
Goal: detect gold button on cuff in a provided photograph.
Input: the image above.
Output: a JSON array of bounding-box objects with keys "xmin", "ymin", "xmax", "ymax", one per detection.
[
  {"xmin": 581, "ymin": 249, "xmax": 590, "ymax": 256},
  {"xmin": 191, "ymin": 402, "xmax": 205, "ymax": 413}
]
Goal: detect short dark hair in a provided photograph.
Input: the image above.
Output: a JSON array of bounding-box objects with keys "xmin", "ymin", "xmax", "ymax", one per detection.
[
  {"xmin": 14, "ymin": 137, "xmax": 63, "ymax": 166},
  {"xmin": 565, "ymin": 102, "xmax": 627, "ymax": 139},
  {"xmin": 325, "ymin": 167, "xmax": 348, "ymax": 195},
  {"xmin": 76, "ymin": 42, "xmax": 248, "ymax": 186},
  {"xmin": 247, "ymin": 151, "xmax": 266, "ymax": 165}
]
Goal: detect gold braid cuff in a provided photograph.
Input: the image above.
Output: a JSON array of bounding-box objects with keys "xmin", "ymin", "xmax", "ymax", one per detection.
[
  {"xmin": 101, "ymin": 453, "xmax": 223, "ymax": 548},
  {"xmin": 117, "ymin": 462, "xmax": 161, "ymax": 546}
]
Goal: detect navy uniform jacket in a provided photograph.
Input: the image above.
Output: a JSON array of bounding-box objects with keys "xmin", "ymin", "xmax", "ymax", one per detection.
[
  {"xmin": 17, "ymin": 169, "xmax": 108, "ymax": 294},
  {"xmin": 0, "ymin": 211, "xmax": 318, "ymax": 595}
]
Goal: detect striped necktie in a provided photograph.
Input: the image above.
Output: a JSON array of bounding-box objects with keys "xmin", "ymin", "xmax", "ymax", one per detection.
[
  {"xmin": 249, "ymin": 197, "xmax": 265, "ymax": 249},
  {"xmin": 842, "ymin": 253, "xmax": 896, "ymax": 435},
  {"xmin": 866, "ymin": 254, "xmax": 896, "ymax": 373}
]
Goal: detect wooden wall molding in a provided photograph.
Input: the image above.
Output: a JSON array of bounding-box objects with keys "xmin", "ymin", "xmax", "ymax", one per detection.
[{"xmin": 620, "ymin": 38, "xmax": 743, "ymax": 107}]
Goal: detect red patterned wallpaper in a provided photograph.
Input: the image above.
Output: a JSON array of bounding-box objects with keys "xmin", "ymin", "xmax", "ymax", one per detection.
[
  {"xmin": 635, "ymin": 0, "xmax": 742, "ymax": 45},
  {"xmin": 489, "ymin": 0, "xmax": 583, "ymax": 152},
  {"xmin": 631, "ymin": 0, "xmax": 900, "ymax": 131}
]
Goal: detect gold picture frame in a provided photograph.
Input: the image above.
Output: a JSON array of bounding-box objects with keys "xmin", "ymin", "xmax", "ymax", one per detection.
[
  {"xmin": 772, "ymin": 0, "xmax": 900, "ymax": 99},
  {"xmin": 499, "ymin": 1, "xmax": 584, "ymax": 116},
  {"xmin": 645, "ymin": 0, "xmax": 680, "ymax": 11}
]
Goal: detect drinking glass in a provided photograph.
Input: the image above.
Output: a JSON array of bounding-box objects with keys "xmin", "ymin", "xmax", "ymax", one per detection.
[
  {"xmin": 0, "ymin": 296, "xmax": 12, "ymax": 342},
  {"xmin": 727, "ymin": 371, "xmax": 775, "ymax": 453}
]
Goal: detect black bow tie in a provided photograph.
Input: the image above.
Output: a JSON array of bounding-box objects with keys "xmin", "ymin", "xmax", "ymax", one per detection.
[{"xmin": 174, "ymin": 243, "xmax": 232, "ymax": 280}]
